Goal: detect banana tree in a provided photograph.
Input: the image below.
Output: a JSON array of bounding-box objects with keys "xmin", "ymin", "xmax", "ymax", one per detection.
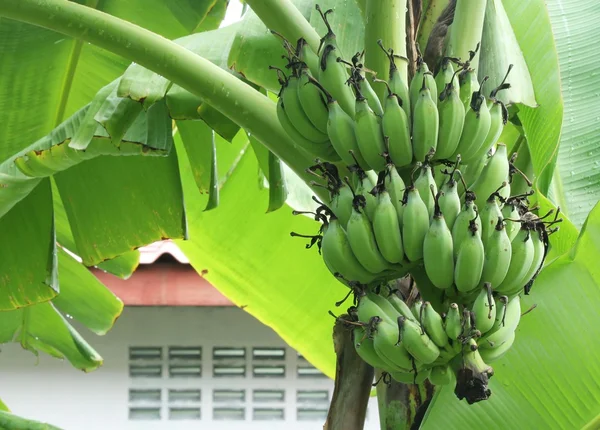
[{"xmin": 0, "ymin": 0, "xmax": 599, "ymax": 428}]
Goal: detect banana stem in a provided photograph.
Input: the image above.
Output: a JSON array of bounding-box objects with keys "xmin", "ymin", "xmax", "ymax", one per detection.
[
  {"xmin": 245, "ymin": 0, "xmax": 321, "ymax": 53},
  {"xmin": 364, "ymin": 0, "xmax": 408, "ymax": 102},
  {"xmin": 375, "ymin": 369, "xmax": 436, "ymax": 430},
  {"xmin": 445, "ymin": 0, "xmax": 487, "ymax": 68},
  {"xmin": 0, "ymin": 0, "xmax": 328, "ymax": 201}
]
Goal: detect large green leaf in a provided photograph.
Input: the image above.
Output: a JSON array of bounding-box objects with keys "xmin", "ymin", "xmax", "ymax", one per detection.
[
  {"xmin": 0, "ymin": 179, "xmax": 57, "ymax": 310},
  {"xmin": 546, "ymin": 0, "xmax": 600, "ymax": 227},
  {"xmin": 501, "ymin": 0, "xmax": 563, "ymax": 195},
  {"xmin": 51, "ymin": 179, "xmax": 141, "ymax": 279},
  {"xmin": 423, "ymin": 203, "xmax": 600, "ymax": 429},
  {"xmin": 175, "ymin": 131, "xmax": 343, "ymax": 378}
]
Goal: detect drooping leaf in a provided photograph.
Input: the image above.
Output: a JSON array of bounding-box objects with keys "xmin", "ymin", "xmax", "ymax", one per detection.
[
  {"xmin": 177, "ymin": 120, "xmax": 220, "ymax": 210},
  {"xmin": 175, "ymin": 131, "xmax": 341, "ymax": 378},
  {"xmin": 0, "ymin": 302, "xmax": 102, "ymax": 372},
  {"xmin": 423, "ymin": 202, "xmax": 600, "ymax": 429},
  {"xmin": 0, "ymin": 179, "xmax": 57, "ymax": 310},
  {"xmin": 0, "ymin": 399, "xmax": 8, "ymax": 412},
  {"xmin": 0, "ymin": 410, "xmax": 63, "ymax": 430},
  {"xmin": 52, "ymin": 249, "xmax": 124, "ymax": 335}
]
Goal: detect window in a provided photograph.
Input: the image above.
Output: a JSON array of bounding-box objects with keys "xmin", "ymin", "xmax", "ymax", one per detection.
[{"xmin": 127, "ymin": 344, "xmax": 332, "ymax": 423}]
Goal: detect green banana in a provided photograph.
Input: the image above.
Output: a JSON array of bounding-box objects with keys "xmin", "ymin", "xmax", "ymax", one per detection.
[
  {"xmin": 445, "ymin": 303, "xmax": 462, "ymax": 341},
  {"xmin": 482, "ymin": 295, "xmax": 521, "ymax": 348},
  {"xmin": 438, "ymin": 166, "xmax": 462, "ymax": 230},
  {"xmin": 410, "ymin": 58, "xmax": 438, "ymax": 111},
  {"xmin": 276, "ymin": 97, "xmax": 340, "ymax": 162},
  {"xmin": 308, "ymin": 77, "xmax": 368, "ymax": 169},
  {"xmin": 472, "ymin": 283, "xmax": 496, "ymax": 334},
  {"xmin": 402, "ymin": 186, "xmax": 430, "ymax": 261},
  {"xmin": 329, "ymin": 183, "xmax": 353, "ymax": 227},
  {"xmin": 495, "ymin": 226, "xmax": 534, "ymax": 294},
  {"xmin": 453, "ymin": 78, "xmax": 492, "ymax": 163},
  {"xmin": 471, "ymin": 144, "xmax": 510, "ymax": 210},
  {"xmin": 435, "ymin": 57, "xmax": 459, "ymax": 97},
  {"xmin": 412, "ymin": 76, "xmax": 439, "ymax": 162},
  {"xmin": 387, "ymin": 293, "xmax": 418, "ymax": 323},
  {"xmin": 436, "ymin": 70, "xmax": 465, "ymax": 160},
  {"xmin": 356, "ymin": 296, "xmax": 387, "ymax": 324},
  {"xmin": 458, "ymin": 68, "xmax": 478, "ymax": 110},
  {"xmin": 378, "ymin": 40, "xmax": 411, "ymax": 122},
  {"xmin": 479, "ymin": 331, "xmax": 515, "ymax": 363},
  {"xmin": 384, "ymin": 164, "xmax": 406, "ymax": 226},
  {"xmin": 353, "ymin": 170, "xmax": 378, "ymax": 222},
  {"xmin": 451, "ymin": 193, "xmax": 481, "ymax": 258},
  {"xmin": 378, "ymin": 80, "xmax": 412, "ymax": 167},
  {"xmin": 372, "ymin": 317, "xmax": 415, "ymax": 371},
  {"xmin": 353, "ymin": 326, "xmax": 389, "ymax": 369},
  {"xmin": 471, "ymin": 66, "xmax": 512, "ymax": 161},
  {"xmin": 472, "ymin": 100, "xmax": 506, "ymax": 161},
  {"xmin": 295, "ymin": 38, "xmax": 320, "ymax": 76},
  {"xmin": 316, "ymin": 7, "xmax": 355, "ymax": 117},
  {"xmin": 421, "ymin": 301, "xmax": 449, "ymax": 348},
  {"xmin": 297, "ymin": 65, "xmax": 329, "ymax": 134},
  {"xmin": 414, "ymin": 163, "xmax": 437, "ymax": 217},
  {"xmin": 390, "ymin": 368, "xmax": 431, "ymax": 384},
  {"xmin": 480, "ymin": 217, "xmax": 512, "ymax": 288},
  {"xmin": 410, "ymin": 298, "xmax": 423, "ymax": 321},
  {"xmin": 350, "ymin": 56, "xmax": 384, "ymax": 116},
  {"xmin": 321, "ymin": 218, "xmax": 375, "ymax": 284},
  {"xmin": 282, "ymin": 72, "xmax": 330, "ymax": 143},
  {"xmin": 498, "ymin": 179, "xmax": 511, "ymax": 205},
  {"xmin": 502, "ymin": 200, "xmax": 521, "ymax": 242},
  {"xmin": 454, "ymin": 217, "xmax": 485, "ymax": 293},
  {"xmin": 462, "ymin": 151, "xmax": 489, "ymax": 189},
  {"xmin": 354, "ymin": 90, "xmax": 387, "ymax": 172},
  {"xmin": 398, "ymin": 315, "xmax": 440, "ymax": 364},
  {"xmin": 366, "ymin": 292, "xmax": 402, "ymax": 323},
  {"xmin": 423, "ymin": 188, "xmax": 455, "ymax": 289},
  {"xmin": 373, "ymin": 190, "xmax": 405, "ymax": 264},
  {"xmin": 346, "ymin": 195, "xmax": 390, "ymax": 274},
  {"xmin": 520, "ymin": 225, "xmax": 546, "ymax": 294},
  {"xmin": 486, "ymin": 295, "xmax": 508, "ymax": 335},
  {"xmin": 429, "ymin": 365, "xmax": 453, "ymax": 385},
  {"xmin": 480, "ymin": 189, "xmax": 505, "ymax": 247}
]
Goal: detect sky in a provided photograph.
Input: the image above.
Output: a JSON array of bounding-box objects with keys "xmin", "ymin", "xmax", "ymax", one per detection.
[{"xmin": 220, "ymin": 0, "xmax": 245, "ymax": 27}]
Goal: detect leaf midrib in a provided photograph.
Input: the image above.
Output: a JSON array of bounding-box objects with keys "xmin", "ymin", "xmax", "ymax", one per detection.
[{"xmin": 54, "ymin": 0, "xmax": 101, "ymax": 127}]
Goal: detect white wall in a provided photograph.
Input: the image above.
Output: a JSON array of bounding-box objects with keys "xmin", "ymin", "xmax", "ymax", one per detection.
[{"xmin": 0, "ymin": 307, "xmax": 380, "ymax": 430}]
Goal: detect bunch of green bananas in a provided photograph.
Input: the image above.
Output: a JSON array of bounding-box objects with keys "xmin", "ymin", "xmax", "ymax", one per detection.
[
  {"xmin": 344, "ymin": 283, "xmax": 522, "ymax": 403},
  {"xmin": 273, "ymin": 9, "xmax": 512, "ymax": 176},
  {"xmin": 279, "ymin": 5, "xmax": 562, "ymax": 404}
]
